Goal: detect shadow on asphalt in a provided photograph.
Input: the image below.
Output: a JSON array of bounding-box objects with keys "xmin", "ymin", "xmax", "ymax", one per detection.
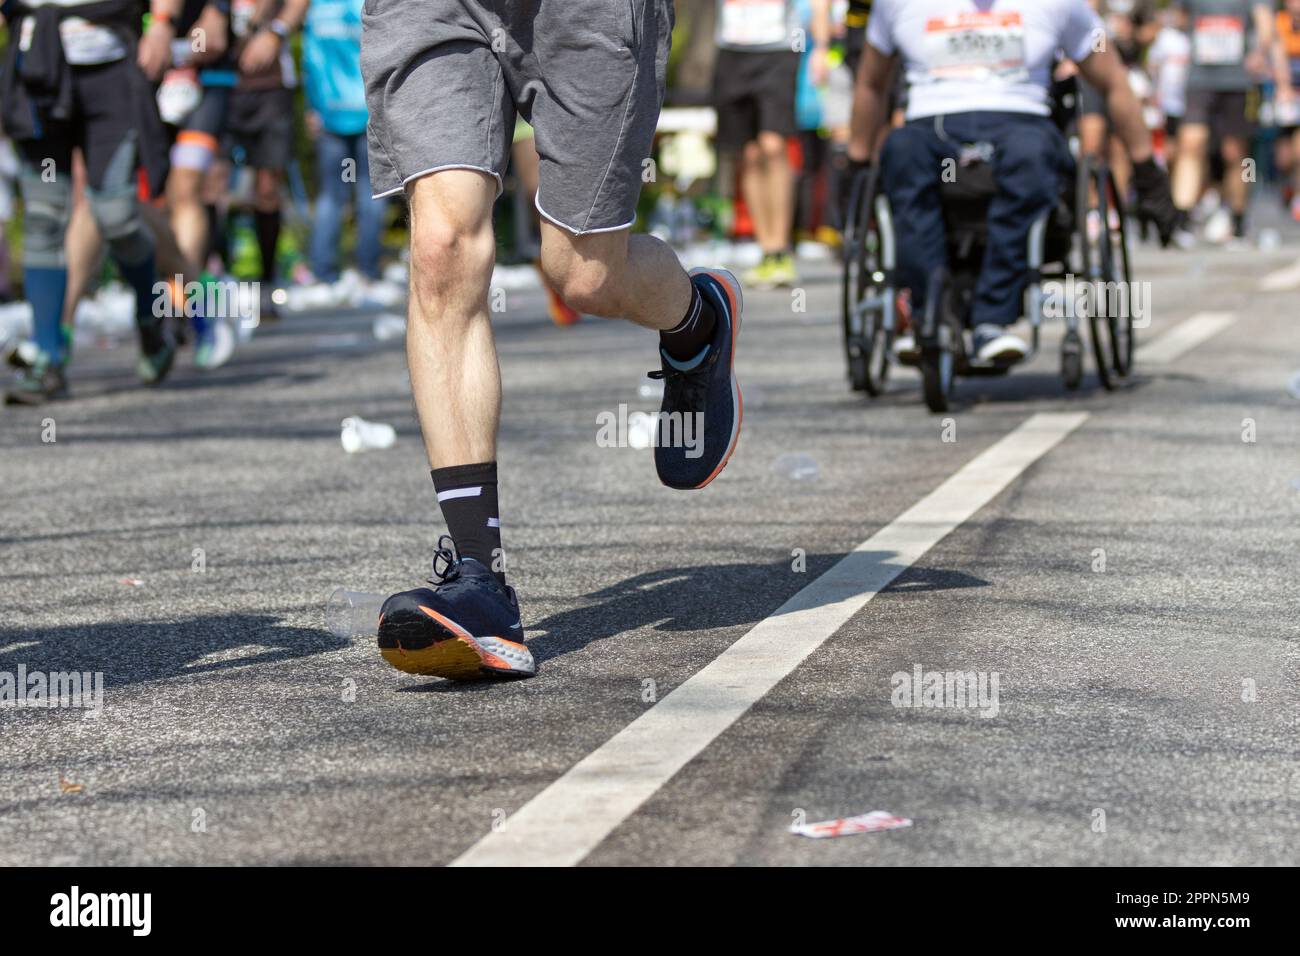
[
  {"xmin": 522, "ymin": 556, "xmax": 990, "ymax": 666},
  {"xmin": 0, "ymin": 615, "xmax": 347, "ymax": 686}
]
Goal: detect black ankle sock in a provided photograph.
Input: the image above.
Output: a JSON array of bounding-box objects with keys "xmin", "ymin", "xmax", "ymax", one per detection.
[
  {"xmin": 254, "ymin": 209, "xmax": 280, "ymax": 284},
  {"xmin": 660, "ymin": 281, "xmax": 718, "ymax": 361},
  {"xmin": 431, "ymin": 461, "xmax": 505, "ymax": 584},
  {"xmin": 1231, "ymin": 212, "xmax": 1246, "ymax": 238}
]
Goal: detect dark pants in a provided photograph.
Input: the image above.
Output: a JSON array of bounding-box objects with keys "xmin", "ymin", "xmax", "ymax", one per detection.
[{"xmin": 880, "ymin": 111, "xmax": 1070, "ymax": 327}]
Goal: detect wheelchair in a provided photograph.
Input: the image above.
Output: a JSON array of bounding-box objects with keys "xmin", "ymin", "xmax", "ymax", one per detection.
[{"xmin": 841, "ymin": 82, "xmax": 1135, "ymax": 413}]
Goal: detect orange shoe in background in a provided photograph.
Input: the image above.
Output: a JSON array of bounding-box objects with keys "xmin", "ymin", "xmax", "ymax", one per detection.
[{"xmin": 534, "ymin": 263, "xmax": 581, "ymax": 326}]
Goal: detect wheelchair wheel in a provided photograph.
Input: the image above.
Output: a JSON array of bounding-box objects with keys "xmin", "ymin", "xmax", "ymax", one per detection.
[
  {"xmin": 840, "ymin": 166, "xmax": 891, "ymax": 396},
  {"xmin": 920, "ymin": 270, "xmax": 959, "ymax": 414},
  {"xmin": 1103, "ymin": 168, "xmax": 1135, "ymax": 377},
  {"xmin": 1061, "ymin": 329, "xmax": 1084, "ymax": 391},
  {"xmin": 1078, "ymin": 161, "xmax": 1131, "ymax": 391}
]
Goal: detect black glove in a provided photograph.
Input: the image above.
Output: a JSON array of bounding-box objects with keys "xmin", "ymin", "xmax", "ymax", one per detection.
[{"xmin": 1132, "ymin": 157, "xmax": 1178, "ymax": 248}]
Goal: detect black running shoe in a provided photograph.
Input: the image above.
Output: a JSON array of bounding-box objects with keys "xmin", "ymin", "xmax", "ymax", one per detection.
[
  {"xmin": 650, "ymin": 268, "xmax": 743, "ymax": 490},
  {"xmin": 377, "ymin": 536, "xmax": 534, "ymax": 680},
  {"xmin": 4, "ymin": 355, "xmax": 67, "ymax": 406}
]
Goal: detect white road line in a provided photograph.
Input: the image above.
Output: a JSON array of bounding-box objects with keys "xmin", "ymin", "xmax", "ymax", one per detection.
[
  {"xmin": 1260, "ymin": 258, "xmax": 1300, "ymax": 293},
  {"xmin": 1138, "ymin": 311, "xmax": 1234, "ymax": 365},
  {"xmin": 452, "ymin": 412, "xmax": 1088, "ymax": 867}
]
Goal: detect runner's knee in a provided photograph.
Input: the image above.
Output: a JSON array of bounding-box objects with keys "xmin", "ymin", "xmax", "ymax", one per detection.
[
  {"xmin": 86, "ymin": 184, "xmax": 155, "ymax": 267},
  {"xmin": 18, "ymin": 169, "xmax": 72, "ymax": 268},
  {"xmin": 408, "ymin": 218, "xmax": 495, "ymax": 309}
]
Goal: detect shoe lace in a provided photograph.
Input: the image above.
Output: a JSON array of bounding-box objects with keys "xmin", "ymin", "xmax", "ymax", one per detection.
[
  {"xmin": 648, "ymin": 347, "xmax": 718, "ymax": 412},
  {"xmin": 428, "ymin": 534, "xmax": 462, "ymax": 585}
]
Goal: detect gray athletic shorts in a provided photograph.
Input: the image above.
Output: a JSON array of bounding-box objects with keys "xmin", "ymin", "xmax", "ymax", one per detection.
[{"xmin": 361, "ymin": 0, "xmax": 673, "ymax": 234}]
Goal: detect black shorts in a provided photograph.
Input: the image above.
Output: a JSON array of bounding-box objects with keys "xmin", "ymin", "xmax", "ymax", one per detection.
[
  {"xmin": 843, "ymin": 25, "xmax": 865, "ymax": 79},
  {"xmin": 224, "ymin": 86, "xmax": 295, "ymax": 169},
  {"xmin": 1165, "ymin": 114, "xmax": 1182, "ymax": 139},
  {"xmin": 1079, "ymin": 79, "xmax": 1106, "ymax": 119},
  {"xmin": 15, "ymin": 58, "xmax": 166, "ymax": 192},
  {"xmin": 713, "ymin": 48, "xmax": 800, "ymax": 152},
  {"xmin": 1183, "ymin": 90, "xmax": 1253, "ymax": 141}
]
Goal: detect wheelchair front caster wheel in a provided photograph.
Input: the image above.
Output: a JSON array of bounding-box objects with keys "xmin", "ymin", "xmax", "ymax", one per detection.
[
  {"xmin": 847, "ymin": 344, "xmax": 871, "ymax": 392},
  {"xmin": 920, "ymin": 345, "xmax": 954, "ymax": 413},
  {"xmin": 1061, "ymin": 331, "xmax": 1083, "ymax": 391}
]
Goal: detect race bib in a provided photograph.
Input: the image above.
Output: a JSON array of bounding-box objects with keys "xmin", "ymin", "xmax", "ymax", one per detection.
[
  {"xmin": 57, "ymin": 16, "xmax": 128, "ymax": 65},
  {"xmin": 921, "ymin": 12, "xmax": 1028, "ymax": 82},
  {"xmin": 157, "ymin": 67, "xmax": 203, "ymax": 125},
  {"xmin": 1193, "ymin": 15, "xmax": 1245, "ymax": 66},
  {"xmin": 719, "ymin": 0, "xmax": 789, "ymax": 48}
]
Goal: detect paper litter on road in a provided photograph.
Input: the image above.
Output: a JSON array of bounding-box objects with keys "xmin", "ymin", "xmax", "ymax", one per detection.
[
  {"xmin": 791, "ymin": 811, "xmax": 912, "ymax": 838},
  {"xmin": 119, "ymin": 578, "xmax": 145, "ymax": 587}
]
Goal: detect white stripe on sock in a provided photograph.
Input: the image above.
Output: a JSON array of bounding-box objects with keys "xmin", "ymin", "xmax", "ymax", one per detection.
[
  {"xmin": 665, "ymin": 288, "xmax": 702, "ymax": 335},
  {"xmin": 436, "ymin": 486, "xmax": 482, "ymax": 502}
]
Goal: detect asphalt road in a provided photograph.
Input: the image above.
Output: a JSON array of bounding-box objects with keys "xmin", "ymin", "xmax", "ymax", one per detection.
[{"xmin": 2, "ymin": 215, "xmax": 1298, "ymax": 866}]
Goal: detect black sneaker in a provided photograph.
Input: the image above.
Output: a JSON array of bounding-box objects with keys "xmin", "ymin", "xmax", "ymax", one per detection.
[
  {"xmin": 377, "ymin": 536, "xmax": 534, "ymax": 680},
  {"xmin": 136, "ymin": 317, "xmax": 175, "ymax": 386},
  {"xmin": 650, "ymin": 268, "xmax": 743, "ymax": 490},
  {"xmin": 4, "ymin": 355, "xmax": 67, "ymax": 405}
]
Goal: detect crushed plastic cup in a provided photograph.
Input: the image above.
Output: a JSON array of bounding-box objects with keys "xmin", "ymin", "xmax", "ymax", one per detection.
[
  {"xmin": 791, "ymin": 811, "xmax": 912, "ymax": 839},
  {"xmin": 773, "ymin": 453, "xmax": 818, "ymax": 481},
  {"xmin": 372, "ymin": 313, "xmax": 407, "ymax": 341},
  {"xmin": 341, "ymin": 416, "xmax": 396, "ymax": 453},
  {"xmin": 1287, "ymin": 371, "xmax": 1300, "ymax": 400},
  {"xmin": 325, "ymin": 588, "xmax": 386, "ymax": 638},
  {"xmin": 637, "ymin": 377, "xmax": 665, "ymax": 400}
]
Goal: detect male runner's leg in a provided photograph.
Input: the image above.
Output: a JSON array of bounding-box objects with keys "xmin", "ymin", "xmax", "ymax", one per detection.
[
  {"xmin": 362, "ymin": 0, "xmax": 743, "ymax": 680},
  {"xmin": 77, "ymin": 60, "xmax": 176, "ymax": 385},
  {"xmin": 7, "ymin": 132, "xmax": 75, "ymax": 404},
  {"xmin": 168, "ymin": 85, "xmax": 239, "ymax": 368}
]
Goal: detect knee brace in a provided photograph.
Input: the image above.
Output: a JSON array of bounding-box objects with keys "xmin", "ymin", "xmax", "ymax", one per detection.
[
  {"xmin": 86, "ymin": 182, "xmax": 155, "ymax": 267},
  {"xmin": 17, "ymin": 168, "xmax": 71, "ymax": 268}
]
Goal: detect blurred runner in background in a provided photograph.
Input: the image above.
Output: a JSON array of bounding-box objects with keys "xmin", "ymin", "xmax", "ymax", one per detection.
[
  {"xmin": 1274, "ymin": 0, "xmax": 1300, "ymax": 220},
  {"xmin": 1148, "ymin": 4, "xmax": 1193, "ymax": 169},
  {"xmin": 2, "ymin": 0, "xmax": 178, "ymax": 404},
  {"xmin": 300, "ymin": 0, "xmax": 400, "ymax": 307},
  {"xmin": 1170, "ymin": 0, "xmax": 1282, "ymax": 246},
  {"xmin": 223, "ymin": 0, "xmax": 308, "ymax": 319},
  {"xmin": 714, "ymin": 0, "xmax": 831, "ymax": 289}
]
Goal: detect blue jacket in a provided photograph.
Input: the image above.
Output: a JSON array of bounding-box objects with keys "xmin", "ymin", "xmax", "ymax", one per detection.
[{"xmin": 303, "ymin": 0, "xmax": 366, "ymax": 136}]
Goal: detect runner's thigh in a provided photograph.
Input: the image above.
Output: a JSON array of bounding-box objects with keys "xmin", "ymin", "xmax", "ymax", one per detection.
[{"xmin": 361, "ymin": 0, "xmax": 514, "ymax": 200}]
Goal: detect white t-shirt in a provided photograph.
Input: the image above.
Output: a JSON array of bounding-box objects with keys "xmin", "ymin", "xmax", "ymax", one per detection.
[
  {"xmin": 715, "ymin": 0, "xmax": 801, "ymax": 52},
  {"xmin": 19, "ymin": 0, "xmax": 127, "ymax": 66},
  {"xmin": 1147, "ymin": 26, "xmax": 1191, "ymax": 118},
  {"xmin": 866, "ymin": 0, "xmax": 1104, "ymax": 120}
]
